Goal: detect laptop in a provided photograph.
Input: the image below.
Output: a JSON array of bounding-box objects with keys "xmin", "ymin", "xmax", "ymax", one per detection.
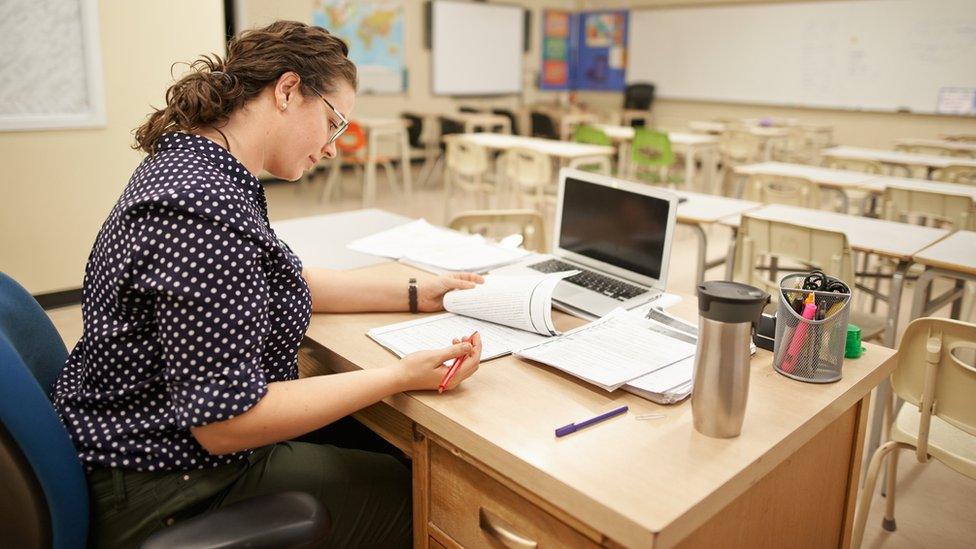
[{"xmin": 492, "ymin": 168, "xmax": 678, "ymax": 319}]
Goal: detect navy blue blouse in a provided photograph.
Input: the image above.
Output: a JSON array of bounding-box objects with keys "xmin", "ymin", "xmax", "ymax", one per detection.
[{"xmin": 54, "ymin": 133, "xmax": 311, "ymax": 472}]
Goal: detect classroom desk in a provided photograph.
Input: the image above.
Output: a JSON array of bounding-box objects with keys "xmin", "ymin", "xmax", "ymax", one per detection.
[
  {"xmin": 909, "ymin": 230, "xmax": 976, "ymax": 321},
  {"xmin": 822, "ymin": 146, "xmax": 976, "ymax": 178},
  {"xmin": 356, "ymin": 118, "xmax": 414, "ymax": 205},
  {"xmin": 674, "ymin": 191, "xmax": 761, "ymax": 284},
  {"xmin": 444, "ymin": 112, "xmax": 513, "ymax": 134},
  {"xmin": 594, "ymin": 124, "xmax": 720, "ymax": 191},
  {"xmin": 718, "ymin": 204, "xmax": 949, "ymax": 463},
  {"xmin": 529, "ymin": 104, "xmax": 602, "ymax": 141},
  {"xmin": 734, "ymin": 162, "xmax": 877, "ymax": 212},
  {"xmin": 894, "ymin": 137, "xmax": 976, "ymax": 156},
  {"xmin": 452, "ymin": 132, "xmax": 616, "ymax": 171},
  {"xmin": 688, "ymin": 121, "xmax": 789, "ymax": 161},
  {"xmin": 858, "ymin": 175, "xmax": 976, "ymax": 201},
  {"xmin": 299, "ymin": 260, "xmax": 895, "ymax": 548},
  {"xmin": 718, "ymin": 203, "xmax": 949, "ymax": 347},
  {"xmin": 271, "ymin": 209, "xmax": 412, "ymax": 270}
]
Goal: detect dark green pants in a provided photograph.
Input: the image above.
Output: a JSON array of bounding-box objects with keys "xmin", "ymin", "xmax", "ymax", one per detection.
[{"xmin": 87, "ymin": 441, "xmax": 412, "ymax": 548}]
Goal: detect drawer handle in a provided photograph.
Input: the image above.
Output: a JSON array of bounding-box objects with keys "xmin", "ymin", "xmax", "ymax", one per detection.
[{"xmin": 479, "ymin": 507, "xmax": 538, "ymax": 549}]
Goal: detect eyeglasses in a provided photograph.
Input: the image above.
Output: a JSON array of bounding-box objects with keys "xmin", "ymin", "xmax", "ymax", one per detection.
[{"xmin": 310, "ymin": 88, "xmax": 349, "ymax": 145}]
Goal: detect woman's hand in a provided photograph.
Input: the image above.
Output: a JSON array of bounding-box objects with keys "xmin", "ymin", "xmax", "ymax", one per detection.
[
  {"xmin": 417, "ymin": 273, "xmax": 485, "ymax": 312},
  {"xmin": 396, "ymin": 332, "xmax": 483, "ymax": 392}
]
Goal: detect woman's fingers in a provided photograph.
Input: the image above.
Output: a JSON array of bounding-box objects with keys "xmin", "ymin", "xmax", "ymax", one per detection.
[{"xmin": 451, "ymin": 272, "xmax": 485, "ymax": 284}]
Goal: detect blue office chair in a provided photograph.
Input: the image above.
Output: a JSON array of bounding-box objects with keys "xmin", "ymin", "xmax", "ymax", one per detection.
[{"xmin": 0, "ymin": 272, "xmax": 331, "ymax": 548}]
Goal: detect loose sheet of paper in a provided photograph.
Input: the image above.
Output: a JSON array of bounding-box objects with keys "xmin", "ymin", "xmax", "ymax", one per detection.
[
  {"xmin": 346, "ymin": 219, "xmax": 528, "ymax": 272},
  {"xmin": 515, "ymin": 308, "xmax": 697, "ymax": 391},
  {"xmin": 367, "ymin": 313, "xmax": 547, "ymax": 362}
]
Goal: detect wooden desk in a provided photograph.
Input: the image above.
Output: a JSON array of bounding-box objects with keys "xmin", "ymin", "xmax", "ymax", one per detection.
[
  {"xmin": 822, "ymin": 146, "xmax": 976, "ymax": 178},
  {"xmin": 271, "ymin": 209, "xmax": 411, "ymax": 270},
  {"xmin": 356, "ymin": 118, "xmax": 414, "ymax": 205},
  {"xmin": 594, "ymin": 124, "xmax": 720, "ymax": 192},
  {"xmin": 735, "ymin": 162, "xmax": 877, "ymax": 212},
  {"xmin": 300, "ymin": 260, "xmax": 895, "ymax": 548},
  {"xmin": 910, "ymin": 230, "xmax": 976, "ymax": 321},
  {"xmin": 674, "ymin": 191, "xmax": 761, "ymax": 284}
]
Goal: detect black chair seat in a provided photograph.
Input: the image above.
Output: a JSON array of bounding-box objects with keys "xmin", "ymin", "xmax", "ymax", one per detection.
[{"xmin": 141, "ymin": 491, "xmax": 330, "ymax": 549}]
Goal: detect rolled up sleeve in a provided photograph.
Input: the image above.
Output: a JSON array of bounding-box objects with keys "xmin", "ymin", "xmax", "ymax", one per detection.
[{"xmin": 128, "ymin": 205, "xmax": 271, "ymax": 428}]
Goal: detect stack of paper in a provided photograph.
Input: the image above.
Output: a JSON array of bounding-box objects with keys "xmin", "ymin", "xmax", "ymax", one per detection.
[
  {"xmin": 347, "ymin": 219, "xmax": 530, "ymax": 273},
  {"xmin": 514, "ymin": 309, "xmax": 697, "ymax": 392}
]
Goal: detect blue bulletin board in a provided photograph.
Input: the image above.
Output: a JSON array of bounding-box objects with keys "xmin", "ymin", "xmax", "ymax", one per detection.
[{"xmin": 573, "ymin": 10, "xmax": 628, "ymax": 91}]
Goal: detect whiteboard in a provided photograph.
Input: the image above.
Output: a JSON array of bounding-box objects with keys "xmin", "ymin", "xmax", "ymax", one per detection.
[
  {"xmin": 627, "ymin": 0, "xmax": 976, "ymax": 114},
  {"xmin": 0, "ymin": 0, "xmax": 105, "ymax": 131},
  {"xmin": 431, "ymin": 0, "xmax": 524, "ymax": 96}
]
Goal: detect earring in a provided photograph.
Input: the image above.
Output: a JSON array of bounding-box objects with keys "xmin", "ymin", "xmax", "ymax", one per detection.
[{"xmin": 280, "ymin": 102, "xmax": 287, "ymax": 110}]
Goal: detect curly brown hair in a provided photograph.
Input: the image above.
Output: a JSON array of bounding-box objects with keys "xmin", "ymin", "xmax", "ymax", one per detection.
[{"xmin": 133, "ymin": 20, "xmax": 357, "ymax": 154}]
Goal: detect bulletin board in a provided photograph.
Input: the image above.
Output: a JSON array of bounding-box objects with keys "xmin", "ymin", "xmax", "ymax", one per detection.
[
  {"xmin": 540, "ymin": 10, "xmax": 573, "ymax": 91},
  {"xmin": 0, "ymin": 0, "xmax": 105, "ymax": 131},
  {"xmin": 573, "ymin": 10, "xmax": 628, "ymax": 92}
]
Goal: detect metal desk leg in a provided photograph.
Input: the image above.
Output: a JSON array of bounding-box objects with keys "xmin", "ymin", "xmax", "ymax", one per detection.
[
  {"xmin": 685, "ymin": 147, "xmax": 698, "ymax": 191},
  {"xmin": 687, "ymin": 222, "xmax": 709, "ymax": 284},
  {"xmin": 910, "ymin": 267, "xmax": 938, "ymax": 321},
  {"xmin": 364, "ymin": 129, "xmax": 378, "ymax": 206},
  {"xmin": 399, "ymin": 128, "xmax": 413, "ymax": 196},
  {"xmin": 724, "ymin": 227, "xmax": 739, "ymax": 280}
]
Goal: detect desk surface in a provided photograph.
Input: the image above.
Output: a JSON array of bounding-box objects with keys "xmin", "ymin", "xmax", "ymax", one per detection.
[
  {"xmin": 823, "ymin": 146, "xmax": 976, "ymax": 168},
  {"xmin": 720, "ymin": 203, "xmax": 949, "ymax": 260},
  {"xmin": 271, "ymin": 209, "xmax": 411, "ymax": 270},
  {"xmin": 735, "ymin": 161, "xmax": 877, "ymax": 188},
  {"xmin": 911, "ymin": 230, "xmax": 976, "ymax": 275},
  {"xmin": 303, "ymin": 261, "xmax": 895, "ymax": 548},
  {"xmin": 593, "ymin": 124, "xmax": 719, "ymax": 146},
  {"xmin": 859, "ymin": 175, "xmax": 976, "ymax": 199},
  {"xmin": 894, "ymin": 137, "xmax": 976, "ymax": 154},
  {"xmin": 453, "ymin": 132, "xmax": 615, "ymax": 158},
  {"xmin": 687, "ymin": 120, "xmax": 791, "ymax": 137},
  {"xmin": 675, "ymin": 190, "xmax": 761, "ymax": 224}
]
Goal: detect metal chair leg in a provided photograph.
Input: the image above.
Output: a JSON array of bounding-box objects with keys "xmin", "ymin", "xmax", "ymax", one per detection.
[
  {"xmin": 883, "ymin": 446, "xmax": 900, "ymax": 532},
  {"xmin": 852, "ymin": 441, "xmax": 908, "ymax": 549}
]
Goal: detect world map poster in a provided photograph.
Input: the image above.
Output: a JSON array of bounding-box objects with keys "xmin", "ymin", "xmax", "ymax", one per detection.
[{"xmin": 313, "ymin": 0, "xmax": 406, "ymax": 94}]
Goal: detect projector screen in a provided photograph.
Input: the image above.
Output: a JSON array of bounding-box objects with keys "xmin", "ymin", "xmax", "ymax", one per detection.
[{"xmin": 431, "ymin": 0, "xmax": 524, "ymax": 96}]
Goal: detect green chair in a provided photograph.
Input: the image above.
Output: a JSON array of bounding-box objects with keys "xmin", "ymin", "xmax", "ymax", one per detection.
[
  {"xmin": 573, "ymin": 124, "xmax": 612, "ymax": 147},
  {"xmin": 571, "ymin": 125, "xmax": 614, "ymax": 173},
  {"xmin": 629, "ymin": 128, "xmax": 677, "ymax": 185}
]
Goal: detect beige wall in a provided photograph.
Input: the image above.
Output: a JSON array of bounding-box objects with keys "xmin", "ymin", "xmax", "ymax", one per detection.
[
  {"xmin": 576, "ymin": 0, "xmax": 976, "ymax": 145},
  {"xmin": 0, "ymin": 0, "xmax": 227, "ymax": 295},
  {"xmin": 239, "ymin": 0, "xmax": 578, "ymax": 118}
]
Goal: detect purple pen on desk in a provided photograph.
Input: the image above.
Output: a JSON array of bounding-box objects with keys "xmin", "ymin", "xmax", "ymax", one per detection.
[{"xmin": 555, "ymin": 405, "xmax": 628, "ymax": 438}]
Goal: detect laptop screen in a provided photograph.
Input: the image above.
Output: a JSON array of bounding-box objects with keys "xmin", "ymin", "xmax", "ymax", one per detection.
[{"xmin": 558, "ymin": 175, "xmax": 672, "ymax": 281}]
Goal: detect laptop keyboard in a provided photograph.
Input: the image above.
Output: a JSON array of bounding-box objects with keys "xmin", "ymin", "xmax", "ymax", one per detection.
[{"xmin": 528, "ymin": 259, "xmax": 649, "ymax": 302}]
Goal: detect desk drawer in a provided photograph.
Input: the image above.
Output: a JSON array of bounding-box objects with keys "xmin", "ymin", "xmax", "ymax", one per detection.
[{"xmin": 429, "ymin": 442, "xmax": 598, "ymax": 548}]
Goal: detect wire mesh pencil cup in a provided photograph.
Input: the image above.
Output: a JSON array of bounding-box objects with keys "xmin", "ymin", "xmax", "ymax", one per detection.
[{"xmin": 773, "ymin": 273, "xmax": 851, "ymax": 383}]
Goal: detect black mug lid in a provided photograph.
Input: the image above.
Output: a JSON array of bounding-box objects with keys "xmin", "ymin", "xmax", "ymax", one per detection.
[{"xmin": 697, "ymin": 281, "xmax": 770, "ymax": 324}]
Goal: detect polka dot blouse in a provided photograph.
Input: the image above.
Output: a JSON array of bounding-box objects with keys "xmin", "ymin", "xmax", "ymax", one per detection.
[{"xmin": 53, "ymin": 133, "xmax": 312, "ymax": 472}]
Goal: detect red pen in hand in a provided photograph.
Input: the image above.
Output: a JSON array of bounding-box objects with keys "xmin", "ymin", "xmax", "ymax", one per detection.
[{"xmin": 438, "ymin": 331, "xmax": 478, "ymax": 393}]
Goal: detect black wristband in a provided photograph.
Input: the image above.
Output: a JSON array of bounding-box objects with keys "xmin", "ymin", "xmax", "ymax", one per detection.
[{"xmin": 408, "ymin": 278, "xmax": 418, "ymax": 313}]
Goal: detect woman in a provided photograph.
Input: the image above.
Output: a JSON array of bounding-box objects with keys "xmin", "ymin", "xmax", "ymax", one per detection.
[{"xmin": 53, "ymin": 21, "xmax": 483, "ymax": 548}]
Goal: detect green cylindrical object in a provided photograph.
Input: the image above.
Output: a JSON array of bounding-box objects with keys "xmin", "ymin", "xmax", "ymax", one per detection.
[{"xmin": 845, "ymin": 324, "xmax": 864, "ymax": 359}]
